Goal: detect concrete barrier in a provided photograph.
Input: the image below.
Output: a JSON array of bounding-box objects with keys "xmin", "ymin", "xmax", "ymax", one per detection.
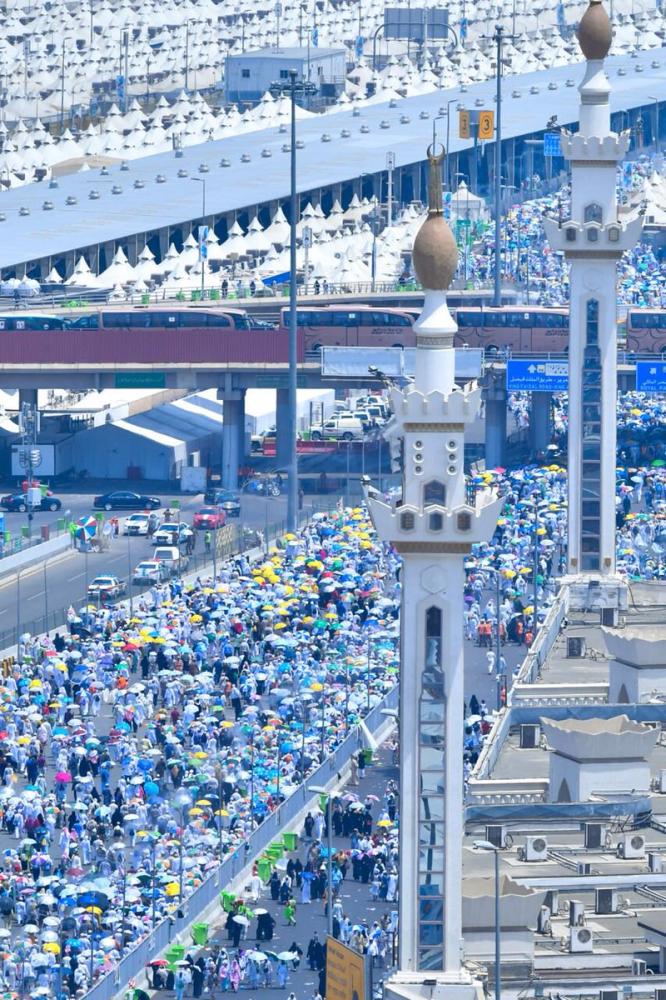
[{"xmin": 0, "ymin": 532, "xmax": 70, "ymax": 578}]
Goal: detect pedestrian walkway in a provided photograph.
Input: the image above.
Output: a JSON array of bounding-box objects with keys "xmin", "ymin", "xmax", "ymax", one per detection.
[{"xmin": 146, "ymin": 739, "xmax": 400, "ymax": 1000}]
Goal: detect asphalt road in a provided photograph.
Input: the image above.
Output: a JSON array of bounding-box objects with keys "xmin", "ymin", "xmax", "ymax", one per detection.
[{"xmin": 0, "ymin": 489, "xmax": 297, "ymax": 649}]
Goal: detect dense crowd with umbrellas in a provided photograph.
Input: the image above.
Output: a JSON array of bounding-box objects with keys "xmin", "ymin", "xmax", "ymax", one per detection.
[{"xmin": 0, "ymin": 507, "xmax": 399, "ymax": 996}]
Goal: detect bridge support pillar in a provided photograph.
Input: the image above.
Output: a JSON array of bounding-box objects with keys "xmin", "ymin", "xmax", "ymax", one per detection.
[
  {"xmin": 220, "ymin": 390, "xmax": 245, "ymax": 490},
  {"xmin": 484, "ymin": 381, "xmax": 508, "ymax": 470},
  {"xmin": 276, "ymin": 387, "xmax": 291, "ymax": 465},
  {"xmin": 529, "ymin": 392, "xmax": 552, "ymax": 458}
]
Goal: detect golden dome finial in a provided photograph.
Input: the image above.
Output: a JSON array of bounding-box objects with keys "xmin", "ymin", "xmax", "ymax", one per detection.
[{"xmin": 412, "ymin": 144, "xmax": 458, "ymax": 291}]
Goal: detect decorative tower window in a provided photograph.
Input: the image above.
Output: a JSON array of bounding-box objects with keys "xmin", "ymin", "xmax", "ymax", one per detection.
[
  {"xmin": 608, "ymin": 226, "xmax": 620, "ymax": 242},
  {"xmin": 429, "ymin": 512, "xmax": 444, "ymax": 531},
  {"xmin": 584, "ymin": 202, "xmax": 602, "ymax": 224},
  {"xmin": 457, "ymin": 512, "xmax": 472, "ymax": 531},
  {"xmin": 581, "ymin": 298, "xmax": 601, "ymax": 571},
  {"xmin": 587, "ymin": 227, "xmax": 599, "ymax": 242},
  {"xmin": 419, "ymin": 605, "xmax": 446, "ymax": 970},
  {"xmin": 400, "ymin": 511, "xmax": 415, "ymax": 531},
  {"xmin": 424, "ymin": 480, "xmax": 446, "ymax": 505},
  {"xmin": 565, "ymin": 227, "xmax": 577, "ymax": 242}
]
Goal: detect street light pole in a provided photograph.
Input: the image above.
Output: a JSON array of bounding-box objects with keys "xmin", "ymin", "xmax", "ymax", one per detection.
[
  {"xmin": 493, "ymin": 24, "xmax": 504, "ymax": 307},
  {"xmin": 648, "ymin": 96, "xmax": 660, "ymax": 155},
  {"xmin": 475, "ymin": 841, "xmax": 501, "ymax": 1000},
  {"xmin": 310, "ymin": 786, "xmax": 334, "ymax": 938},
  {"xmin": 287, "ymin": 68, "xmax": 299, "ymax": 532},
  {"xmin": 192, "ymin": 177, "xmax": 206, "ymax": 300}
]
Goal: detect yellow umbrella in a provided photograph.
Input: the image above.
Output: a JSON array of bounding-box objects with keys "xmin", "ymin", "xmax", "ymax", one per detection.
[
  {"xmin": 189, "ymin": 807, "xmax": 204, "ymax": 816},
  {"xmin": 192, "ymin": 751, "xmax": 208, "ymax": 759},
  {"xmin": 310, "ymin": 682, "xmax": 324, "ymax": 692},
  {"xmin": 523, "ymin": 605, "xmax": 534, "ymax": 614},
  {"xmin": 196, "ymin": 799, "xmax": 212, "ymax": 806},
  {"xmin": 165, "ymin": 882, "xmax": 180, "ymax": 897},
  {"xmin": 377, "ymin": 819, "xmax": 392, "ymax": 828},
  {"xmin": 29, "ymin": 680, "xmax": 42, "ymax": 689},
  {"xmin": 17, "ymin": 736, "xmax": 31, "ymax": 745},
  {"xmin": 215, "ymin": 809, "xmax": 230, "ymax": 817},
  {"xmin": 43, "ymin": 942, "xmax": 60, "ymax": 954},
  {"xmin": 220, "ymin": 720, "xmax": 234, "ymax": 728}
]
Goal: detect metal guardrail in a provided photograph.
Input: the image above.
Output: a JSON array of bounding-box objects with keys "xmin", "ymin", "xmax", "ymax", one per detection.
[{"xmin": 82, "ymin": 685, "xmax": 398, "ymax": 1000}]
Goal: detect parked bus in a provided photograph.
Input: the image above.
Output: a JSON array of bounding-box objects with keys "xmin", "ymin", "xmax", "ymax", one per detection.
[
  {"xmin": 279, "ymin": 305, "xmax": 416, "ymax": 353},
  {"xmin": 0, "ymin": 306, "xmax": 261, "ymax": 331}
]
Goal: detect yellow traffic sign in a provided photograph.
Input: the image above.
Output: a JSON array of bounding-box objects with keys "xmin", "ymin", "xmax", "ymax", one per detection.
[
  {"xmin": 478, "ymin": 110, "xmax": 495, "ymax": 140},
  {"xmin": 458, "ymin": 109, "xmax": 470, "ymax": 139}
]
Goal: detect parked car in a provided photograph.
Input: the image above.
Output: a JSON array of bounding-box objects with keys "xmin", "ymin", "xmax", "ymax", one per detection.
[
  {"xmin": 0, "ymin": 493, "xmax": 62, "ymax": 512},
  {"xmin": 123, "ymin": 513, "xmax": 152, "ymax": 536},
  {"xmin": 311, "ymin": 413, "xmax": 366, "ymax": 441},
  {"xmin": 87, "ymin": 575, "xmax": 126, "ymax": 600},
  {"xmin": 153, "ymin": 546, "xmax": 189, "ymax": 575},
  {"xmin": 93, "ymin": 491, "xmax": 161, "ymax": 511},
  {"xmin": 193, "ymin": 506, "xmax": 226, "ymax": 530},
  {"xmin": 152, "ymin": 521, "xmax": 191, "ymax": 546},
  {"xmin": 132, "ymin": 560, "xmax": 171, "ymax": 585},
  {"xmin": 203, "ymin": 488, "xmax": 241, "ymax": 518}
]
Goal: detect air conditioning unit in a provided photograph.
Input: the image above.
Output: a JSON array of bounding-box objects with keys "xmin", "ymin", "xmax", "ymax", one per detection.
[
  {"xmin": 537, "ymin": 905, "xmax": 551, "ymax": 935},
  {"xmin": 569, "ymin": 926, "xmax": 593, "ymax": 953},
  {"xmin": 567, "ymin": 636, "xmax": 586, "ymax": 658},
  {"xmin": 520, "ymin": 724, "xmax": 540, "ymax": 749},
  {"xmin": 632, "ymin": 958, "xmax": 647, "ymax": 976},
  {"xmin": 595, "ymin": 888, "xmax": 617, "ymax": 914},
  {"xmin": 618, "ymin": 833, "xmax": 646, "ymax": 859},
  {"xmin": 485, "ymin": 824, "xmax": 506, "ymax": 849},
  {"xmin": 544, "ymin": 888, "xmax": 559, "ymax": 915},
  {"xmin": 649, "ymin": 852, "xmax": 663, "ymax": 873},
  {"xmin": 600, "ymin": 991, "xmax": 619, "ymax": 1000},
  {"xmin": 519, "ymin": 836, "xmax": 548, "ymax": 862},
  {"xmin": 584, "ymin": 822, "xmax": 605, "ymax": 849},
  {"xmin": 577, "ymin": 862, "xmax": 591, "ymax": 875},
  {"xmin": 569, "ymin": 899, "xmax": 585, "ymax": 926},
  {"xmin": 654, "ymin": 989, "xmax": 666, "ymax": 1000}
]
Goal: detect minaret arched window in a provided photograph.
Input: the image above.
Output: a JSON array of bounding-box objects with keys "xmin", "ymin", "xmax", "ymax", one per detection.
[
  {"xmin": 584, "ymin": 203, "xmax": 602, "ymax": 224},
  {"xmin": 424, "ymin": 480, "xmax": 446, "ymax": 505},
  {"xmin": 419, "ymin": 605, "xmax": 445, "ymax": 969},
  {"xmin": 581, "ymin": 298, "xmax": 601, "ymax": 571}
]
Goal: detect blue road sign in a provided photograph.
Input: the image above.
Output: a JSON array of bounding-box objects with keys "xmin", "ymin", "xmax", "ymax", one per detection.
[
  {"xmin": 544, "ymin": 132, "xmax": 562, "ymax": 157},
  {"xmin": 636, "ymin": 361, "xmax": 666, "ymax": 393},
  {"xmin": 355, "ymin": 34, "xmax": 364, "ymax": 57},
  {"xmin": 506, "ymin": 359, "xmax": 568, "ymax": 392}
]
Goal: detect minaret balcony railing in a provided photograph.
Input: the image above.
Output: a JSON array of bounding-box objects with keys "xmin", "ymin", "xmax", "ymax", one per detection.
[
  {"xmin": 390, "ymin": 383, "xmax": 482, "ymax": 428},
  {"xmin": 543, "ymin": 215, "xmax": 644, "ymax": 254},
  {"xmin": 367, "ymin": 495, "xmax": 501, "ymax": 546},
  {"xmin": 560, "ymin": 131, "xmax": 630, "ymax": 161}
]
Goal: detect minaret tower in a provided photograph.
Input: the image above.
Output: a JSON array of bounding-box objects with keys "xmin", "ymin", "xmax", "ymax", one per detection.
[
  {"xmin": 543, "ymin": 0, "xmax": 642, "ymax": 578},
  {"xmin": 365, "ymin": 148, "xmax": 499, "ymax": 1000}
]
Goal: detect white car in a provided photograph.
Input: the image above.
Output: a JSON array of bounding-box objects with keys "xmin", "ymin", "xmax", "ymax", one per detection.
[
  {"xmin": 132, "ymin": 560, "xmax": 170, "ymax": 585},
  {"xmin": 123, "ymin": 513, "xmax": 151, "ymax": 536},
  {"xmin": 152, "ymin": 521, "xmax": 190, "ymax": 546}
]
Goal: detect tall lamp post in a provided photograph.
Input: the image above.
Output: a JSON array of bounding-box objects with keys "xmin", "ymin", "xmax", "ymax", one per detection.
[
  {"xmin": 309, "ymin": 784, "xmax": 333, "ymax": 938},
  {"xmin": 192, "ymin": 177, "xmax": 207, "ymax": 300},
  {"xmin": 648, "ymin": 95, "xmax": 660, "ymax": 155},
  {"xmin": 492, "ymin": 24, "xmax": 509, "ymax": 307},
  {"xmin": 287, "ymin": 68, "xmax": 299, "ymax": 531},
  {"xmin": 474, "ymin": 841, "xmax": 501, "ymax": 1000}
]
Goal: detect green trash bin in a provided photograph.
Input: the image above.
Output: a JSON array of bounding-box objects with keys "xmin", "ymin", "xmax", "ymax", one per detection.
[
  {"xmin": 166, "ymin": 945, "xmax": 186, "ymax": 970},
  {"xmin": 283, "ymin": 832, "xmax": 298, "ymax": 852},
  {"xmin": 363, "ymin": 748, "xmax": 374, "ymax": 765},
  {"xmin": 269, "ymin": 842, "xmax": 284, "ymax": 859},
  {"xmin": 257, "ymin": 858, "xmax": 273, "ymax": 882},
  {"xmin": 192, "ymin": 923, "xmax": 209, "ymax": 947},
  {"xmin": 221, "ymin": 891, "xmax": 236, "ymax": 912}
]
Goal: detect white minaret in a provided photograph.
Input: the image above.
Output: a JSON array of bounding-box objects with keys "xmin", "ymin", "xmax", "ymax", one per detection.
[
  {"xmin": 543, "ymin": 0, "xmax": 643, "ymax": 578},
  {"xmin": 365, "ymin": 148, "xmax": 500, "ymax": 1000}
]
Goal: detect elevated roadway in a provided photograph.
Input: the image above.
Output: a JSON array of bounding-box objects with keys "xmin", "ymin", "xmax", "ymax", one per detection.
[{"xmin": 1, "ymin": 46, "xmax": 665, "ymax": 276}]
